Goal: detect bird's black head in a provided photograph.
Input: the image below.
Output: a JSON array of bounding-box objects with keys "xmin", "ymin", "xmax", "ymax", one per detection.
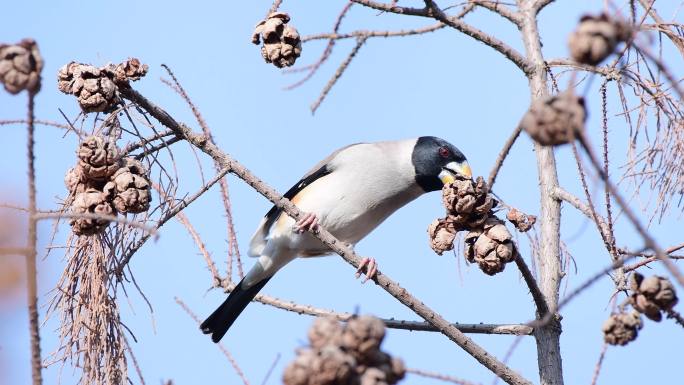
[{"xmin": 412, "ymin": 136, "xmax": 471, "ymax": 192}]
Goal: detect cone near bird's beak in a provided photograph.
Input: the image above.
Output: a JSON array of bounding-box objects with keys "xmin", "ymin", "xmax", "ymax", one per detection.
[{"xmin": 438, "ymin": 161, "xmax": 472, "ymax": 184}]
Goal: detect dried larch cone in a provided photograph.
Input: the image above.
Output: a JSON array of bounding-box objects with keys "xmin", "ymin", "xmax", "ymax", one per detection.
[
  {"xmin": 77, "ymin": 135, "xmax": 121, "ymax": 181},
  {"xmin": 58, "ymin": 62, "xmax": 118, "ymax": 113},
  {"xmin": 568, "ymin": 13, "xmax": 631, "ymax": 66},
  {"xmin": 506, "ymin": 207, "xmax": 537, "ymax": 233},
  {"xmin": 70, "ymin": 189, "xmax": 116, "ymax": 235},
  {"xmin": 464, "ymin": 217, "xmax": 516, "ymax": 275},
  {"xmin": 252, "ymin": 12, "xmax": 302, "ymax": 68},
  {"xmin": 341, "ymin": 316, "xmax": 385, "ymax": 362},
  {"xmin": 427, "ymin": 218, "xmax": 457, "ymax": 255},
  {"xmin": 442, "ymin": 176, "xmax": 495, "ymax": 228},
  {"xmin": 283, "ymin": 316, "xmax": 405, "ymax": 385},
  {"xmin": 520, "ymin": 90, "xmax": 587, "ymax": 146},
  {"xmin": 602, "ymin": 310, "xmax": 642, "ymax": 346},
  {"xmin": 64, "ymin": 165, "xmax": 98, "ymax": 195},
  {"xmin": 629, "ymin": 272, "xmax": 679, "ymax": 322},
  {"xmin": 0, "ymin": 39, "xmax": 43, "ymax": 94},
  {"xmin": 110, "ymin": 57, "xmax": 148, "ymax": 82},
  {"xmin": 103, "ymin": 157, "xmax": 151, "ymax": 214},
  {"xmin": 308, "ymin": 316, "xmax": 343, "ymax": 350}
]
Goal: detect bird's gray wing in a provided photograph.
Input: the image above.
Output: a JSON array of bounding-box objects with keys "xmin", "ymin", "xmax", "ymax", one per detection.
[{"xmin": 247, "ymin": 143, "xmax": 362, "ymax": 257}]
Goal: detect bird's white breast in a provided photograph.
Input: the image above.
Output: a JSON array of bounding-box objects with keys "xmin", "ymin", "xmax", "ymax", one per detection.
[{"xmin": 272, "ymin": 139, "xmax": 424, "ymax": 254}]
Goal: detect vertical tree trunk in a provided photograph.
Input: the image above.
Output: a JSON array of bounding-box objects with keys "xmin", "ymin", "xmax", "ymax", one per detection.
[{"xmin": 519, "ymin": 3, "xmax": 564, "ymax": 385}]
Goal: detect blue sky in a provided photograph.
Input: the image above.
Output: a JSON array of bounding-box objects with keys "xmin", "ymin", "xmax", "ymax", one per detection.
[{"xmin": 2, "ymin": 1, "xmax": 683, "ymax": 385}]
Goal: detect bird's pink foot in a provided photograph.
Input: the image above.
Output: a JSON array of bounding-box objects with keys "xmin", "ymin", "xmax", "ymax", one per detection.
[
  {"xmin": 355, "ymin": 257, "xmax": 378, "ymax": 283},
  {"xmin": 293, "ymin": 212, "xmax": 319, "ymax": 233}
]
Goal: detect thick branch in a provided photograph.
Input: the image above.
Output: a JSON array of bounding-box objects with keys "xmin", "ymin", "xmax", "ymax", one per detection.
[
  {"xmin": 519, "ymin": 2, "xmax": 564, "ymax": 385},
  {"xmin": 119, "ymin": 86, "xmax": 533, "ymax": 385},
  {"xmin": 351, "ymin": 0, "xmax": 532, "ymax": 74}
]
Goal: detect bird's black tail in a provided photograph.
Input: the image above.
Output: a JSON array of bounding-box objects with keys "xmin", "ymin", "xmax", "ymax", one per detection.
[{"xmin": 200, "ymin": 277, "xmax": 271, "ymax": 343}]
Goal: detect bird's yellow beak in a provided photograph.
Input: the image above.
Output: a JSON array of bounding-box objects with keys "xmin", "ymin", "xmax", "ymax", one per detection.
[{"xmin": 439, "ymin": 162, "xmax": 472, "ymax": 185}]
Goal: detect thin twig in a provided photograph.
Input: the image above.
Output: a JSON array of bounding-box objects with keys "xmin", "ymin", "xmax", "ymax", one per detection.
[
  {"xmin": 260, "ymin": 354, "xmax": 281, "ymax": 385},
  {"xmin": 222, "ymin": 281, "xmax": 533, "ymax": 335},
  {"xmin": 302, "ymin": 22, "xmax": 446, "ymax": 42},
  {"xmin": 487, "ymin": 125, "xmax": 523, "ymax": 188},
  {"xmin": 406, "ymin": 368, "xmax": 481, "ymax": 385},
  {"xmin": 32, "ymin": 212, "xmax": 157, "ymax": 235},
  {"xmin": 350, "ymin": 0, "xmax": 532, "ymax": 74},
  {"xmin": 514, "ymin": 254, "xmax": 549, "ymax": 316},
  {"xmin": 115, "ymin": 165, "xmax": 231, "ymax": 275},
  {"xmin": 120, "ymin": 86, "xmax": 535, "ymax": 385},
  {"xmin": 175, "ymin": 298, "xmax": 250, "ymax": 385},
  {"xmin": 25, "ymin": 91, "xmax": 43, "ymax": 385},
  {"xmin": 589, "ymin": 343, "xmax": 608, "ymax": 385},
  {"xmin": 161, "ymin": 64, "xmax": 243, "ymax": 280},
  {"xmin": 0, "ymin": 247, "xmax": 30, "ymax": 256},
  {"xmin": 576, "ymin": 132, "xmax": 684, "ymax": 288},
  {"xmin": 311, "ymin": 36, "xmax": 368, "ymax": 114}
]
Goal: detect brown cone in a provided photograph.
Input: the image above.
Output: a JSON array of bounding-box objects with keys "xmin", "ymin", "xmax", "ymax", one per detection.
[
  {"xmin": 252, "ymin": 12, "xmax": 302, "ymax": 68},
  {"xmin": 57, "ymin": 58, "xmax": 148, "ymax": 113},
  {"xmin": 0, "ymin": 39, "xmax": 43, "ymax": 94},
  {"xmin": 602, "ymin": 311, "xmax": 642, "ymax": 346},
  {"xmin": 441, "ymin": 176, "xmax": 495, "ymax": 228},
  {"xmin": 284, "ymin": 316, "xmax": 404, "ymax": 385},
  {"xmin": 77, "ymin": 136, "xmax": 121, "ymax": 181},
  {"xmin": 629, "ymin": 272, "xmax": 679, "ymax": 322},
  {"xmin": 520, "ymin": 90, "xmax": 587, "ymax": 146},
  {"xmin": 506, "ymin": 207, "xmax": 537, "ymax": 233},
  {"xmin": 70, "ymin": 189, "xmax": 116, "ymax": 235},
  {"xmin": 568, "ymin": 14, "xmax": 630, "ymax": 66},
  {"xmin": 464, "ymin": 217, "xmax": 516, "ymax": 275},
  {"xmin": 103, "ymin": 158, "xmax": 151, "ymax": 214},
  {"xmin": 427, "ymin": 218, "xmax": 457, "ymax": 255}
]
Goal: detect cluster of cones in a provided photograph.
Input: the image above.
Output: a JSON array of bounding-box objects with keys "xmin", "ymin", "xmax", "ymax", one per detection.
[
  {"xmin": 65, "ymin": 136, "xmax": 152, "ymax": 235},
  {"xmin": 427, "ymin": 177, "xmax": 533, "ymax": 275},
  {"xmin": 57, "ymin": 58, "xmax": 148, "ymax": 113},
  {"xmin": 602, "ymin": 272, "xmax": 679, "ymax": 346},
  {"xmin": 283, "ymin": 316, "xmax": 405, "ymax": 385}
]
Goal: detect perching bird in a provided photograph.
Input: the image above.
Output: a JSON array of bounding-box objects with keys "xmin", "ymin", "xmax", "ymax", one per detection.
[{"xmin": 200, "ymin": 136, "xmax": 471, "ymax": 342}]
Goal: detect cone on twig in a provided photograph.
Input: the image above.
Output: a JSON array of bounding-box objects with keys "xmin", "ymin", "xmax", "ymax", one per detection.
[
  {"xmin": 283, "ymin": 316, "xmax": 405, "ymax": 385},
  {"xmin": 520, "ymin": 90, "xmax": 587, "ymax": 146},
  {"xmin": 252, "ymin": 12, "xmax": 302, "ymax": 68},
  {"xmin": 0, "ymin": 38, "xmax": 43, "ymax": 94},
  {"xmin": 506, "ymin": 207, "xmax": 536, "ymax": 233},
  {"xmin": 602, "ymin": 310, "xmax": 642, "ymax": 346},
  {"xmin": 70, "ymin": 189, "xmax": 116, "ymax": 235},
  {"xmin": 77, "ymin": 135, "xmax": 121, "ymax": 181},
  {"xmin": 629, "ymin": 272, "xmax": 679, "ymax": 322},
  {"xmin": 464, "ymin": 217, "xmax": 517, "ymax": 275},
  {"xmin": 103, "ymin": 157, "xmax": 151, "ymax": 214},
  {"xmin": 442, "ymin": 176, "xmax": 495, "ymax": 228},
  {"xmin": 568, "ymin": 13, "xmax": 631, "ymax": 66},
  {"xmin": 57, "ymin": 58, "xmax": 148, "ymax": 113},
  {"xmin": 427, "ymin": 218, "xmax": 457, "ymax": 255}
]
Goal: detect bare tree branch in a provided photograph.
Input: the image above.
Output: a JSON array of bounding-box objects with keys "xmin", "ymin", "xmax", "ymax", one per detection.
[
  {"xmin": 175, "ymin": 298, "xmax": 250, "ymax": 385},
  {"xmin": 25, "ymin": 91, "xmax": 43, "ymax": 385},
  {"xmin": 119, "ymin": 86, "xmax": 534, "ymax": 385},
  {"xmin": 406, "ymin": 367, "xmax": 482, "ymax": 385},
  {"xmin": 351, "ymin": 0, "xmax": 532, "ymax": 74}
]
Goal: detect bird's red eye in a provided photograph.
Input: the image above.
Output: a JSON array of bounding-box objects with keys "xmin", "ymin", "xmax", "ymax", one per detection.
[{"xmin": 438, "ymin": 147, "xmax": 450, "ymax": 158}]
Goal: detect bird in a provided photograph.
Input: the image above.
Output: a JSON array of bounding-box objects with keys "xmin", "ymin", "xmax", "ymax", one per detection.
[{"xmin": 200, "ymin": 136, "xmax": 471, "ymax": 342}]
